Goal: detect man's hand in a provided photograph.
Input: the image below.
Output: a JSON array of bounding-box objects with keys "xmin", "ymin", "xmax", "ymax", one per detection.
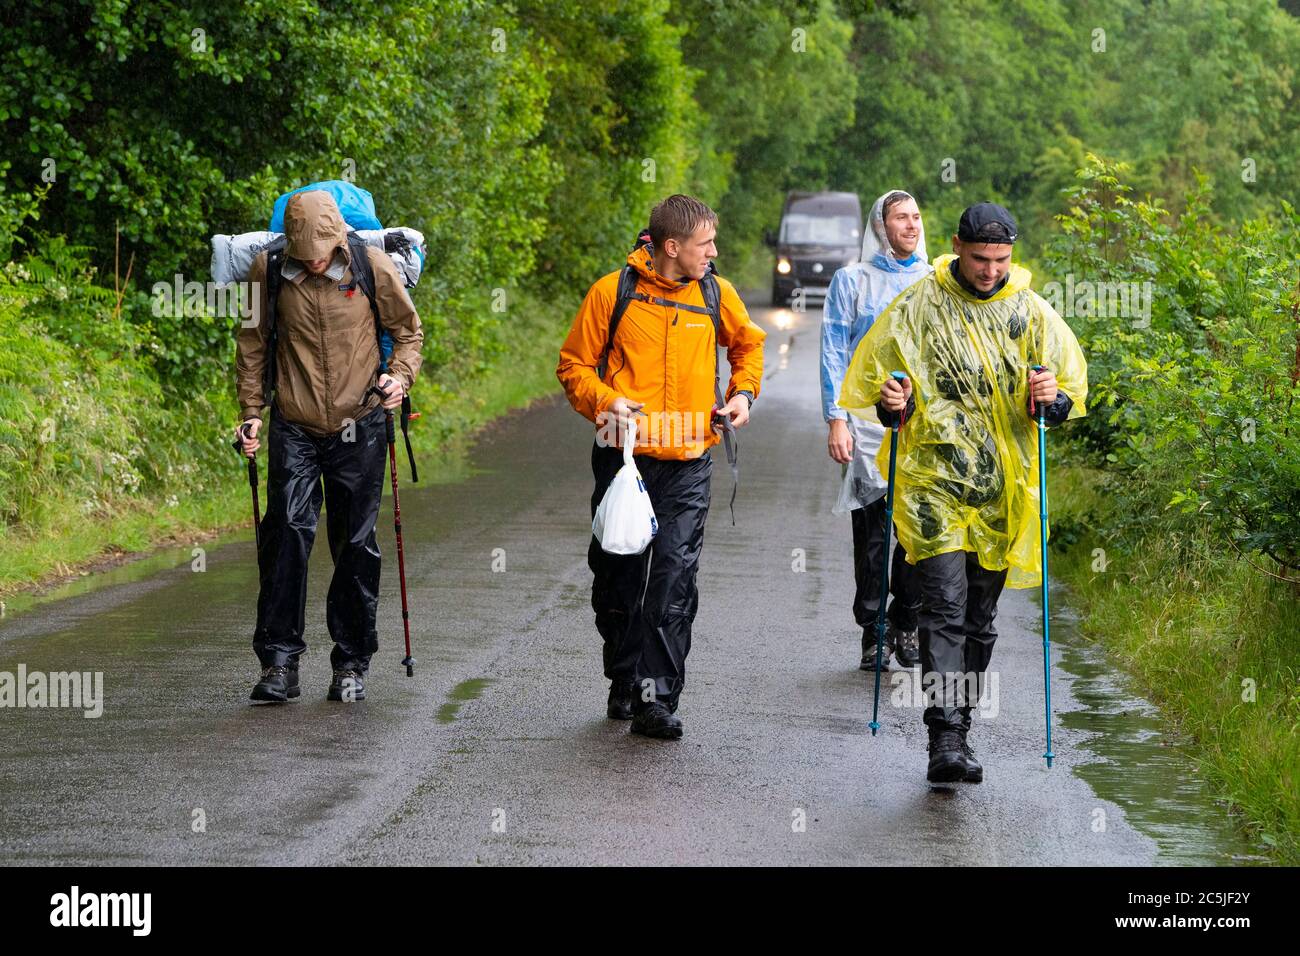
[
  {"xmin": 1028, "ymin": 367, "xmax": 1059, "ymax": 408},
  {"xmin": 235, "ymin": 418, "xmax": 261, "ymax": 456},
  {"xmin": 828, "ymin": 418, "xmax": 853, "ymax": 464},
  {"xmin": 880, "ymin": 375, "xmax": 912, "ymax": 412},
  {"xmin": 715, "ymin": 393, "xmax": 751, "ymax": 431},
  {"xmin": 607, "ymin": 396, "xmax": 646, "ymax": 437},
  {"xmin": 376, "ymin": 373, "xmax": 405, "ymax": 410}
]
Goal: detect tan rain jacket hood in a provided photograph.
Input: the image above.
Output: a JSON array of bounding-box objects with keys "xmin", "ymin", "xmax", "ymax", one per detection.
[{"xmin": 283, "ymin": 189, "xmax": 348, "ymax": 262}]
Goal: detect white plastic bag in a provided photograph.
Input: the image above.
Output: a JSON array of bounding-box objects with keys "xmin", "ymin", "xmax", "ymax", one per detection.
[
  {"xmin": 592, "ymin": 421, "xmax": 659, "ymax": 555},
  {"xmin": 831, "ymin": 412, "xmax": 888, "ymax": 515}
]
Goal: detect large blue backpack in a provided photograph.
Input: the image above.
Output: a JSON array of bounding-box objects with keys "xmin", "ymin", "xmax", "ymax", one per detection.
[
  {"xmin": 263, "ymin": 180, "xmax": 417, "ymax": 479},
  {"xmin": 269, "ymin": 180, "xmax": 383, "ymax": 232},
  {"xmin": 266, "ymin": 180, "xmax": 395, "ymax": 367}
]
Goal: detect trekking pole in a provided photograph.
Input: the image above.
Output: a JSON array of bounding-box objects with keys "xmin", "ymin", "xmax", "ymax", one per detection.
[
  {"xmin": 870, "ymin": 370, "xmax": 909, "ymax": 736},
  {"xmin": 369, "ymin": 385, "xmax": 415, "ymax": 677},
  {"xmin": 230, "ymin": 423, "xmax": 261, "ymax": 550},
  {"xmin": 1029, "ymin": 365, "xmax": 1054, "ymax": 768}
]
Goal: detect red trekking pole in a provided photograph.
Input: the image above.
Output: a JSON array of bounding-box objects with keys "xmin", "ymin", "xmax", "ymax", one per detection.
[{"xmin": 369, "ymin": 385, "xmax": 415, "ymax": 677}]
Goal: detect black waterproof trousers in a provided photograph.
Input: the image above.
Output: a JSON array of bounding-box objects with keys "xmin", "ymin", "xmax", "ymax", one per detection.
[
  {"xmin": 587, "ymin": 441, "xmax": 712, "ymax": 713},
  {"xmin": 914, "ymin": 549, "xmax": 1008, "ymax": 731},
  {"xmin": 850, "ymin": 496, "xmax": 921, "ymax": 633},
  {"xmin": 253, "ymin": 405, "xmax": 388, "ymax": 673}
]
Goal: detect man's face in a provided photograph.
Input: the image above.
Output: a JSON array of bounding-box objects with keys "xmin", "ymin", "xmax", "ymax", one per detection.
[
  {"xmin": 664, "ymin": 222, "xmax": 718, "ymax": 281},
  {"xmin": 952, "ymin": 238, "xmax": 1012, "ymax": 292},
  {"xmin": 883, "ymin": 198, "xmax": 922, "ymax": 257},
  {"xmin": 304, "ymin": 256, "xmax": 332, "ymax": 275}
]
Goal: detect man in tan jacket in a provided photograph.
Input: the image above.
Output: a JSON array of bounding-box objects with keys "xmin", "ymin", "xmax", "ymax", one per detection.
[{"xmin": 234, "ymin": 190, "xmax": 423, "ymax": 703}]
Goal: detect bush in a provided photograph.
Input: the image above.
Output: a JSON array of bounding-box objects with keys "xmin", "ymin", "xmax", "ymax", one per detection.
[
  {"xmin": 0, "ymin": 1, "xmax": 556, "ymax": 387},
  {"xmin": 1043, "ymin": 155, "xmax": 1300, "ymax": 573}
]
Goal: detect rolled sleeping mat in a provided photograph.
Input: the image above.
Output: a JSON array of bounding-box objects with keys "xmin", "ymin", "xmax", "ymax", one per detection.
[{"xmin": 209, "ymin": 227, "xmax": 426, "ymax": 289}]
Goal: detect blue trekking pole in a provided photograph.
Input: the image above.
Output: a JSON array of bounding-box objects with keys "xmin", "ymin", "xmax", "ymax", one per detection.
[
  {"xmin": 1029, "ymin": 365, "xmax": 1054, "ymax": 768},
  {"xmin": 869, "ymin": 370, "xmax": 909, "ymax": 736}
]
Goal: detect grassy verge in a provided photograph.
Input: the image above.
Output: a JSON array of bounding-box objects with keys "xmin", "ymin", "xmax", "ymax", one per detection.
[
  {"xmin": 1051, "ymin": 463, "xmax": 1300, "ymax": 864},
  {"xmin": 0, "ymin": 290, "xmax": 571, "ymax": 598}
]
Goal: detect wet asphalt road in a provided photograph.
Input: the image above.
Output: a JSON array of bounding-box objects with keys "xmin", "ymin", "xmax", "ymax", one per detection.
[{"xmin": 0, "ymin": 300, "xmax": 1220, "ymax": 866}]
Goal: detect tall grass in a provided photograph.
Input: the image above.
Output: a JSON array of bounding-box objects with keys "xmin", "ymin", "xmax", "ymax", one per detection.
[{"xmin": 1052, "ymin": 463, "xmax": 1300, "ymax": 863}]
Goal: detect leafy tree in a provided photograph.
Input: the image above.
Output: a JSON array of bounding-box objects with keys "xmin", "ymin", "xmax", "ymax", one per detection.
[
  {"xmin": 1045, "ymin": 155, "xmax": 1300, "ymax": 573},
  {"xmin": 671, "ymin": 0, "xmax": 857, "ymax": 274}
]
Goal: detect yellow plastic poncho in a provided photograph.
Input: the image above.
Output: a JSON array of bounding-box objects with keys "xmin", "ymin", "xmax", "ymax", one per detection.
[{"xmin": 838, "ymin": 254, "xmax": 1088, "ymax": 589}]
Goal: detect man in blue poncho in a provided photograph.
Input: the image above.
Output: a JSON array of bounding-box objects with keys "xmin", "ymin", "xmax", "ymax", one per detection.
[{"xmin": 820, "ymin": 190, "xmax": 932, "ymax": 672}]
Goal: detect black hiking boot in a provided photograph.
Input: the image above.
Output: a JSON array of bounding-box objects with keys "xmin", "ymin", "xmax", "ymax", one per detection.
[
  {"xmin": 327, "ymin": 668, "xmax": 366, "ymax": 702},
  {"xmin": 250, "ymin": 665, "xmax": 300, "ymax": 703},
  {"xmin": 891, "ymin": 626, "xmax": 920, "ymax": 668},
  {"xmin": 959, "ymin": 730, "xmax": 984, "ymax": 783},
  {"xmin": 860, "ymin": 627, "xmax": 892, "ymax": 672},
  {"xmin": 958, "ymin": 708, "xmax": 982, "ymax": 782},
  {"xmin": 630, "ymin": 702, "xmax": 683, "ymax": 740},
  {"xmin": 607, "ymin": 680, "xmax": 635, "ymax": 720},
  {"xmin": 927, "ymin": 726, "xmax": 967, "ymax": 783}
]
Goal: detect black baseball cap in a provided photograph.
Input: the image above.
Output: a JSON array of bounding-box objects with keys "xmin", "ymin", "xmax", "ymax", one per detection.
[{"xmin": 957, "ymin": 202, "xmax": 1019, "ymax": 244}]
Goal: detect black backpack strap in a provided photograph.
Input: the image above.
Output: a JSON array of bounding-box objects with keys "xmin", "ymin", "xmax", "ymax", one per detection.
[
  {"xmin": 399, "ymin": 394, "xmax": 418, "ymax": 483},
  {"xmin": 346, "ymin": 233, "xmax": 383, "ymax": 361},
  {"xmin": 699, "ymin": 270, "xmax": 724, "ymax": 389},
  {"xmin": 347, "ymin": 233, "xmax": 419, "ymax": 483},
  {"xmin": 597, "ymin": 265, "xmax": 643, "ymax": 380},
  {"xmin": 699, "ymin": 271, "xmax": 739, "ymax": 526},
  {"xmin": 261, "ymin": 249, "xmax": 285, "ymax": 401}
]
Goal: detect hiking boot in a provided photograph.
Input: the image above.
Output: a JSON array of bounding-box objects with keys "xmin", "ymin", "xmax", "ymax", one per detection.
[
  {"xmin": 890, "ymin": 626, "xmax": 920, "ymax": 668},
  {"xmin": 860, "ymin": 627, "xmax": 892, "ymax": 672},
  {"xmin": 607, "ymin": 680, "xmax": 635, "ymax": 720},
  {"xmin": 327, "ymin": 668, "xmax": 366, "ymax": 702},
  {"xmin": 927, "ymin": 726, "xmax": 967, "ymax": 783},
  {"xmin": 630, "ymin": 702, "xmax": 683, "ymax": 740},
  {"xmin": 959, "ymin": 729, "xmax": 983, "ymax": 783},
  {"xmin": 250, "ymin": 665, "xmax": 300, "ymax": 703}
]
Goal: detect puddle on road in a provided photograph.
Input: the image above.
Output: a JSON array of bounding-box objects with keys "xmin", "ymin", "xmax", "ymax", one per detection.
[
  {"xmin": 0, "ymin": 437, "xmax": 484, "ymax": 628},
  {"xmin": 1, "ymin": 543, "xmax": 202, "ymax": 621},
  {"xmin": 437, "ymin": 677, "xmax": 494, "ymax": 723},
  {"xmin": 1048, "ymin": 594, "xmax": 1270, "ymax": 865}
]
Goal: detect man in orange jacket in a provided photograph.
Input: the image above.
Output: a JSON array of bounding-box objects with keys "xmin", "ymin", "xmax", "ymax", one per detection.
[{"xmin": 557, "ymin": 194, "xmax": 766, "ymax": 739}]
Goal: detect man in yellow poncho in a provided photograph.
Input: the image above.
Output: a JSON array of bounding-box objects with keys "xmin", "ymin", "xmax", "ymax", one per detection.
[{"xmin": 839, "ymin": 203, "xmax": 1088, "ymax": 784}]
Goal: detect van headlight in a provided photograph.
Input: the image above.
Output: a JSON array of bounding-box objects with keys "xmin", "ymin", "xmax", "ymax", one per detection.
[{"xmin": 776, "ymin": 258, "xmax": 792, "ymax": 275}]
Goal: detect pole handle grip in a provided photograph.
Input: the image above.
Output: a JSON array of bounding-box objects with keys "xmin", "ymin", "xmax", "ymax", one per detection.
[
  {"xmin": 888, "ymin": 370, "xmax": 910, "ymax": 429},
  {"xmin": 231, "ymin": 422, "xmax": 256, "ymax": 459},
  {"xmin": 1028, "ymin": 365, "xmax": 1049, "ymax": 419}
]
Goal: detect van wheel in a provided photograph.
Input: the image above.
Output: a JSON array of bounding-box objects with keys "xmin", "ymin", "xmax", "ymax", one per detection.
[{"xmin": 771, "ymin": 282, "xmax": 787, "ymax": 307}]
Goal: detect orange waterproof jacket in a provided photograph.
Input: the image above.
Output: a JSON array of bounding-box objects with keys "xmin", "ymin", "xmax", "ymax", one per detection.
[{"xmin": 557, "ymin": 246, "xmax": 766, "ymax": 460}]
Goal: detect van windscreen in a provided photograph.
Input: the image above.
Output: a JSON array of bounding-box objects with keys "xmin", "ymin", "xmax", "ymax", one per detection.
[{"xmin": 780, "ymin": 213, "xmax": 860, "ymax": 246}]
